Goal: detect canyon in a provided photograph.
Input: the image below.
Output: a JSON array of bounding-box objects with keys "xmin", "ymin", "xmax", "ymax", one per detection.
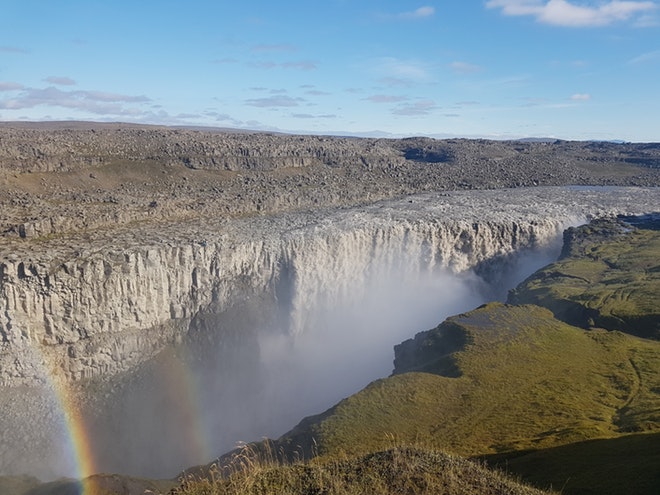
[{"xmin": 0, "ymin": 123, "xmax": 659, "ymax": 483}]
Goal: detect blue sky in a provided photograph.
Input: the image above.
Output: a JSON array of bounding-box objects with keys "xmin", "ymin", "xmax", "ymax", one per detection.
[{"xmin": 1, "ymin": 1, "xmax": 658, "ymax": 140}]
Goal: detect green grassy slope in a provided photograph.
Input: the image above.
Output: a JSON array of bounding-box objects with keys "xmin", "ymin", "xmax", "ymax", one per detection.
[
  {"xmin": 509, "ymin": 217, "xmax": 660, "ymax": 340},
  {"xmin": 292, "ymin": 303, "xmax": 659, "ymax": 461}
]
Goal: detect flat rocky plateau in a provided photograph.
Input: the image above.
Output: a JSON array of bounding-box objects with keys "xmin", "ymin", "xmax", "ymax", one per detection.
[{"xmin": 2, "ymin": 122, "xmax": 659, "ymax": 242}]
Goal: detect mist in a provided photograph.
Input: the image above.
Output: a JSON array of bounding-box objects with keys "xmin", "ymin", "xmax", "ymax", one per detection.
[
  {"xmin": 76, "ymin": 231, "xmax": 566, "ymax": 480},
  {"xmin": 2, "ymin": 222, "xmax": 570, "ymax": 482}
]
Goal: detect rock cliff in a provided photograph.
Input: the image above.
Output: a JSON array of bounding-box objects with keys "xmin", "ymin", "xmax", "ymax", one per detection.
[{"xmin": 1, "ymin": 187, "xmax": 659, "ymax": 386}]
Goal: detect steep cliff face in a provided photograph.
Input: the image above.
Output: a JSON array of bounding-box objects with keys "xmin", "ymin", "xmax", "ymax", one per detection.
[
  {"xmin": 1, "ymin": 187, "xmax": 658, "ymax": 387},
  {"xmin": 0, "ymin": 217, "xmax": 557, "ymax": 385}
]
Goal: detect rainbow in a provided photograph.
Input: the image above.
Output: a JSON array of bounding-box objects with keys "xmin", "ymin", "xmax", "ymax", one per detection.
[
  {"xmin": 50, "ymin": 376, "xmax": 99, "ymax": 494},
  {"xmin": 157, "ymin": 346, "xmax": 214, "ymax": 467},
  {"xmin": 33, "ymin": 344, "xmax": 214, "ymax": 494}
]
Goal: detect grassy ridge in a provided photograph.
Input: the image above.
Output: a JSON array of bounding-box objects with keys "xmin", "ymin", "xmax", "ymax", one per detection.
[
  {"xmin": 175, "ymin": 445, "xmax": 552, "ymax": 495},
  {"xmin": 301, "ymin": 303, "xmax": 659, "ymax": 460}
]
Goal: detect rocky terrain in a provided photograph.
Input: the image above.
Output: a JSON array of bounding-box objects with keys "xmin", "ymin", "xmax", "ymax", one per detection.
[
  {"xmin": 0, "ymin": 122, "xmax": 659, "ymax": 489},
  {"xmin": 1, "ymin": 122, "xmax": 659, "ymax": 239}
]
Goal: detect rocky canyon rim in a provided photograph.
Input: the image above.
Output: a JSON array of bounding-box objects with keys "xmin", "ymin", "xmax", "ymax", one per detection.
[{"xmin": 1, "ymin": 124, "xmax": 659, "ymax": 480}]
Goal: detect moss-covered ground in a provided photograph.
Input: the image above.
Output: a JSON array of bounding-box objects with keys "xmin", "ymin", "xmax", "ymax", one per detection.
[{"xmin": 509, "ymin": 217, "xmax": 660, "ymax": 339}]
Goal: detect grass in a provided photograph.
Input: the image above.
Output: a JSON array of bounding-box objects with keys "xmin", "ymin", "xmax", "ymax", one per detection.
[
  {"xmin": 509, "ymin": 217, "xmax": 660, "ymax": 339},
  {"xmin": 302, "ymin": 303, "xmax": 659, "ymax": 461},
  {"xmin": 173, "ymin": 443, "xmax": 553, "ymax": 495},
  {"xmin": 483, "ymin": 432, "xmax": 660, "ymax": 495}
]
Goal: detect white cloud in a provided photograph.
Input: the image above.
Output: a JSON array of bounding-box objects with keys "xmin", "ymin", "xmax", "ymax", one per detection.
[
  {"xmin": 305, "ymin": 89, "xmax": 332, "ymax": 96},
  {"xmin": 521, "ymin": 96, "xmax": 551, "ymax": 106},
  {"xmin": 378, "ymin": 77, "xmax": 415, "ymax": 87},
  {"xmin": 392, "ymin": 99, "xmax": 438, "ymax": 116},
  {"xmin": 486, "ymin": 0, "xmax": 657, "ymax": 27},
  {"xmin": 364, "ymin": 94, "xmax": 408, "ymax": 103},
  {"xmin": 204, "ymin": 111, "xmax": 243, "ymax": 126},
  {"xmin": 628, "ymin": 49, "xmax": 660, "ymax": 63},
  {"xmin": 634, "ymin": 12, "xmax": 660, "ymax": 24},
  {"xmin": 570, "ymin": 93, "xmax": 591, "ymax": 100},
  {"xmin": 250, "ymin": 44, "xmax": 297, "ymax": 52},
  {"xmin": 0, "ymin": 82, "xmax": 24, "ymax": 91},
  {"xmin": 291, "ymin": 113, "xmax": 337, "ymax": 119},
  {"xmin": 250, "ymin": 60, "xmax": 317, "ymax": 70},
  {"xmin": 399, "ymin": 6, "xmax": 436, "ymax": 19},
  {"xmin": 0, "ymin": 86, "xmax": 151, "ymax": 115},
  {"xmin": 281, "ymin": 61, "xmax": 317, "ymax": 70},
  {"xmin": 0, "ymin": 45, "xmax": 27, "ymax": 54},
  {"xmin": 373, "ymin": 57, "xmax": 432, "ymax": 83},
  {"xmin": 245, "ymin": 95, "xmax": 304, "ymax": 107},
  {"xmin": 79, "ymin": 90, "xmax": 149, "ymax": 103},
  {"xmin": 378, "ymin": 6, "xmax": 436, "ymax": 21}
]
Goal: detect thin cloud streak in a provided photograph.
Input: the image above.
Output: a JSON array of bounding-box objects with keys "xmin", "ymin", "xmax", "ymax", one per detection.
[
  {"xmin": 250, "ymin": 44, "xmax": 297, "ymax": 52},
  {"xmin": 377, "ymin": 5, "xmax": 436, "ymax": 20},
  {"xmin": 0, "ymin": 86, "xmax": 151, "ymax": 115},
  {"xmin": 398, "ymin": 6, "xmax": 436, "ymax": 19},
  {"xmin": 391, "ymin": 99, "xmax": 438, "ymax": 116},
  {"xmin": 291, "ymin": 113, "xmax": 337, "ymax": 119},
  {"xmin": 450, "ymin": 61, "xmax": 484, "ymax": 74},
  {"xmin": 250, "ymin": 60, "xmax": 317, "ymax": 70},
  {"xmin": 0, "ymin": 82, "xmax": 25, "ymax": 91},
  {"xmin": 0, "ymin": 45, "xmax": 28, "ymax": 53},
  {"xmin": 628, "ymin": 49, "xmax": 660, "ymax": 64},
  {"xmin": 45, "ymin": 76, "xmax": 77, "ymax": 86},
  {"xmin": 570, "ymin": 93, "xmax": 591, "ymax": 100},
  {"xmin": 245, "ymin": 95, "xmax": 304, "ymax": 107},
  {"xmin": 364, "ymin": 94, "xmax": 408, "ymax": 103},
  {"xmin": 373, "ymin": 57, "xmax": 433, "ymax": 83}
]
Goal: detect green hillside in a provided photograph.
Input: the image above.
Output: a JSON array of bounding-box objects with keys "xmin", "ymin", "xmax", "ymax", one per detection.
[
  {"xmin": 177, "ymin": 216, "xmax": 660, "ymax": 495},
  {"xmin": 509, "ymin": 216, "xmax": 660, "ymax": 340},
  {"xmin": 283, "ymin": 303, "xmax": 659, "ymax": 457}
]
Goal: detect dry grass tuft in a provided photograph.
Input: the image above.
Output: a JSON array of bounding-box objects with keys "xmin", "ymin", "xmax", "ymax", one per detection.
[{"xmin": 172, "ymin": 442, "xmax": 553, "ymax": 495}]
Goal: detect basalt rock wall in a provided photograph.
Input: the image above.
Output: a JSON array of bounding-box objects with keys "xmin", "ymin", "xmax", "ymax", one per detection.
[{"xmin": 2, "ymin": 187, "xmax": 658, "ymax": 387}]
